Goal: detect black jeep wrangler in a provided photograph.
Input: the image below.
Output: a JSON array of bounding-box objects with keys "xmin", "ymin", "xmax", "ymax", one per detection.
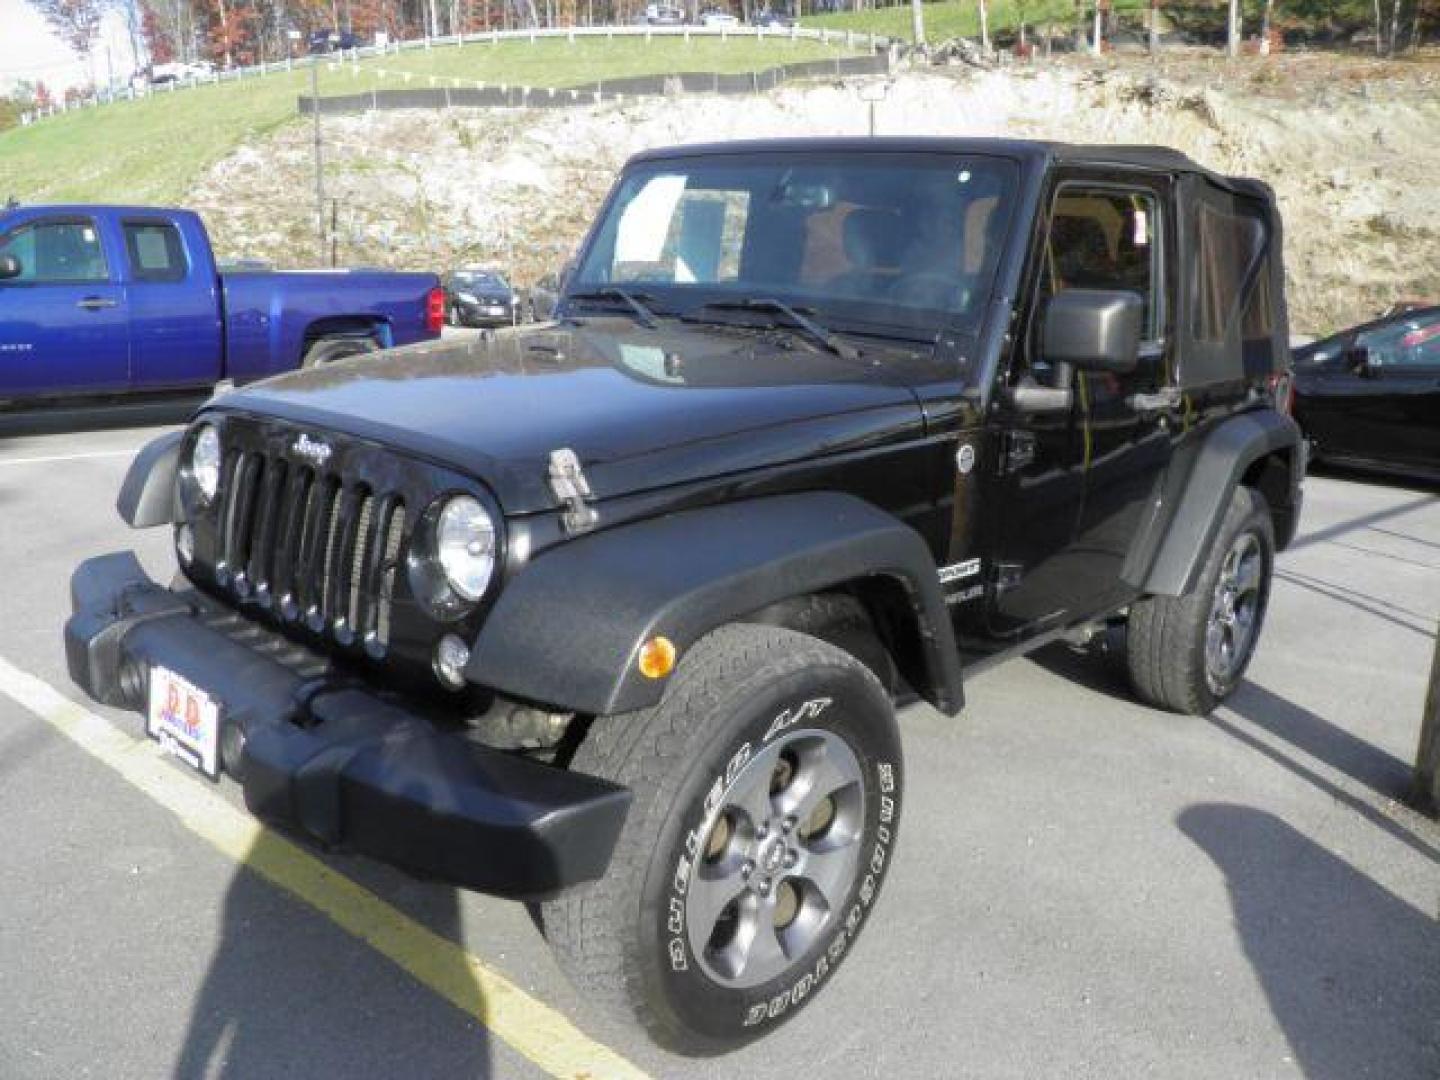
[{"xmin": 66, "ymin": 138, "xmax": 1303, "ymax": 1053}]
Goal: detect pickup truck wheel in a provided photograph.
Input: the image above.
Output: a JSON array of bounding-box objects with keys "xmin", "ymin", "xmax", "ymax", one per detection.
[
  {"xmin": 541, "ymin": 624, "xmax": 902, "ymax": 1054},
  {"xmin": 302, "ymin": 336, "xmax": 378, "ymax": 368},
  {"xmin": 1126, "ymin": 485, "xmax": 1275, "ymax": 715}
]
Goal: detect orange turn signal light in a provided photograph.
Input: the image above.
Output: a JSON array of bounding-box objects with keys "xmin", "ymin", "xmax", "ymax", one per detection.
[{"xmin": 638, "ymin": 636, "xmax": 677, "ymax": 680}]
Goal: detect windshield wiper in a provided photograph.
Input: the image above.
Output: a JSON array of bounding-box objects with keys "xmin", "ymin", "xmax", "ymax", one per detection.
[
  {"xmin": 566, "ymin": 287, "xmax": 659, "ymax": 329},
  {"xmin": 701, "ymin": 298, "xmax": 861, "ymax": 361}
]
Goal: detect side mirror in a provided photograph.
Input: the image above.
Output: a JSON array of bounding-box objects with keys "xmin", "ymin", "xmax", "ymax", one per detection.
[
  {"xmin": 1041, "ymin": 289, "xmax": 1144, "ymax": 375},
  {"xmin": 0, "ymin": 254, "xmax": 21, "ymax": 281},
  {"xmin": 1342, "ymin": 345, "xmax": 1375, "ymax": 376}
]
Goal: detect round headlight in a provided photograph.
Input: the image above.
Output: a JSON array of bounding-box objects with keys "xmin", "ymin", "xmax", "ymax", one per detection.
[
  {"xmin": 190, "ymin": 424, "xmax": 221, "ymax": 504},
  {"xmin": 436, "ymin": 496, "xmax": 496, "ymax": 602}
]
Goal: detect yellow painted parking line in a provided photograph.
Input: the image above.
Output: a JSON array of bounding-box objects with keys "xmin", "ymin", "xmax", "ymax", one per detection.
[{"xmin": 0, "ymin": 655, "xmax": 649, "ymax": 1080}]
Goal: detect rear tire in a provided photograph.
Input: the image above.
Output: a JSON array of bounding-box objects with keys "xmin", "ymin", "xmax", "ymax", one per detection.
[
  {"xmin": 541, "ymin": 624, "xmax": 903, "ymax": 1055},
  {"xmin": 301, "ymin": 335, "xmax": 378, "ymax": 368},
  {"xmin": 1126, "ymin": 485, "xmax": 1275, "ymax": 714}
]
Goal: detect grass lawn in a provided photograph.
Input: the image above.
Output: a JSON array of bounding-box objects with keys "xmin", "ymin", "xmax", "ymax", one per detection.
[
  {"xmin": 805, "ymin": 0, "xmax": 1148, "ymax": 42},
  {"xmin": 0, "ymin": 35, "xmax": 858, "ymax": 206}
]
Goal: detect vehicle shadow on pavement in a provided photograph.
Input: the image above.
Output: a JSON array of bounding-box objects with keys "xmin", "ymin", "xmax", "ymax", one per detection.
[
  {"xmin": 1222, "ymin": 682, "xmax": 1415, "ymax": 799},
  {"xmin": 1179, "ymin": 804, "xmax": 1440, "ymax": 1080},
  {"xmin": 176, "ymin": 830, "xmax": 494, "ymax": 1078},
  {"xmin": 0, "ymin": 397, "xmax": 204, "ymax": 439},
  {"xmin": 1284, "ymin": 486, "xmax": 1437, "ymax": 553}
]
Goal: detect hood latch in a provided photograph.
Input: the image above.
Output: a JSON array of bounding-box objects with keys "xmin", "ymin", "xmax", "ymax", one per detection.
[{"xmin": 548, "ymin": 447, "xmax": 599, "ymax": 535}]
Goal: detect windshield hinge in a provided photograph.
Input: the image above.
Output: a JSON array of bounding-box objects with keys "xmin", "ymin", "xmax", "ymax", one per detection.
[{"xmin": 548, "ymin": 447, "xmax": 599, "ymax": 534}]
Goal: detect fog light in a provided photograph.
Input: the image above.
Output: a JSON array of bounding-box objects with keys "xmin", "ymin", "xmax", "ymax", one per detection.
[
  {"xmin": 175, "ymin": 524, "xmax": 195, "ymax": 565},
  {"xmin": 433, "ymin": 633, "xmax": 471, "ymax": 690}
]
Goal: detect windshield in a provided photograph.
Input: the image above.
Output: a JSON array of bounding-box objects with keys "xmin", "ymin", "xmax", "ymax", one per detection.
[
  {"xmin": 573, "ymin": 152, "xmax": 1019, "ymax": 340},
  {"xmin": 454, "ymin": 271, "xmax": 508, "ymax": 289}
]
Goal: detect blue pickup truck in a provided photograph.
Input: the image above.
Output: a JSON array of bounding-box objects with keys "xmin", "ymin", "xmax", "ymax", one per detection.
[{"xmin": 0, "ymin": 205, "xmax": 443, "ymax": 404}]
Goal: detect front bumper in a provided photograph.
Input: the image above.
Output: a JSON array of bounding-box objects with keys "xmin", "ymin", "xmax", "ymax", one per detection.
[{"xmin": 64, "ymin": 551, "xmax": 630, "ymax": 899}]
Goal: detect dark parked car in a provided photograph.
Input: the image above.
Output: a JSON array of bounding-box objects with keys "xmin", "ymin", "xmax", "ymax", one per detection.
[
  {"xmin": 67, "ymin": 138, "xmax": 1301, "ymax": 1054},
  {"xmin": 1291, "ymin": 305, "xmax": 1440, "ymax": 481},
  {"xmin": 444, "ymin": 268, "xmax": 518, "ymax": 327}
]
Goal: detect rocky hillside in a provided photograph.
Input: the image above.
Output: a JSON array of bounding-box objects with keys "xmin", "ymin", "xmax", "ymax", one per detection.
[{"xmin": 189, "ymin": 51, "xmax": 1440, "ymax": 334}]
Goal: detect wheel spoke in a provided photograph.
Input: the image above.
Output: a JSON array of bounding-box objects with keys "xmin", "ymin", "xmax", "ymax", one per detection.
[
  {"xmin": 685, "ymin": 873, "xmax": 746, "ymax": 944},
  {"xmin": 1234, "ymin": 553, "xmax": 1262, "ymax": 597},
  {"xmin": 785, "ymin": 742, "xmax": 857, "ymax": 822},
  {"xmin": 728, "ymin": 764, "xmax": 777, "ymax": 834},
  {"xmin": 738, "ymin": 913, "xmax": 790, "ymax": 976},
  {"xmin": 796, "ymin": 841, "xmax": 857, "ymax": 909}
]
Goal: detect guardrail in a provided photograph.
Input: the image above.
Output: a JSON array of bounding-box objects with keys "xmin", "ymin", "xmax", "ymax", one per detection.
[
  {"xmin": 297, "ymin": 51, "xmax": 890, "ymax": 113},
  {"xmin": 18, "ymin": 25, "xmax": 892, "ymax": 127}
]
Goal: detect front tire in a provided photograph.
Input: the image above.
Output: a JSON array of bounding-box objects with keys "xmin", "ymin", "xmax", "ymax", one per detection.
[
  {"xmin": 541, "ymin": 624, "xmax": 903, "ymax": 1055},
  {"xmin": 1126, "ymin": 485, "xmax": 1275, "ymax": 714}
]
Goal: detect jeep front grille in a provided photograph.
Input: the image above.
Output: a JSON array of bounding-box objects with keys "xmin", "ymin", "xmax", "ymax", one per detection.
[{"xmin": 215, "ymin": 449, "xmax": 407, "ymax": 654}]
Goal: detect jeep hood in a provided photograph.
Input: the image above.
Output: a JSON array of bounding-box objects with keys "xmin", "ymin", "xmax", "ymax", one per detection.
[{"xmin": 214, "ymin": 319, "xmax": 940, "ymax": 514}]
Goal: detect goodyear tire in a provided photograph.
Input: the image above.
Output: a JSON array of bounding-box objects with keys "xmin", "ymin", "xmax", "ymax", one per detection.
[
  {"xmin": 541, "ymin": 623, "xmax": 903, "ymax": 1055},
  {"xmin": 1126, "ymin": 485, "xmax": 1275, "ymax": 715}
]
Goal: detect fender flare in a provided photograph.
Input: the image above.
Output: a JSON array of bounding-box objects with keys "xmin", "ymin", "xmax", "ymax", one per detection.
[
  {"xmin": 1127, "ymin": 409, "xmax": 1303, "ymax": 597},
  {"xmin": 116, "ymin": 430, "xmax": 183, "ymax": 528},
  {"xmin": 466, "ymin": 492, "xmax": 965, "ymax": 718}
]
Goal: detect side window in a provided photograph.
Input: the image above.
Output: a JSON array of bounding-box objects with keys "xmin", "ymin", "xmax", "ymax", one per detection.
[
  {"xmin": 1356, "ymin": 311, "xmax": 1440, "ymax": 368},
  {"xmin": 1040, "ymin": 187, "xmax": 1161, "ymax": 340},
  {"xmin": 123, "ymin": 221, "xmax": 188, "ymax": 283},
  {"xmin": 0, "ymin": 219, "xmax": 109, "ymax": 284},
  {"xmin": 1193, "ymin": 200, "xmax": 1266, "ymax": 343}
]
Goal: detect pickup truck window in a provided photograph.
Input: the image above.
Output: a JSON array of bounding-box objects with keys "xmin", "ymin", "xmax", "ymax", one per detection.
[
  {"xmin": 122, "ymin": 220, "xmax": 188, "ymax": 283},
  {"xmin": 575, "ymin": 154, "xmax": 1019, "ymax": 338},
  {"xmin": 0, "ymin": 218, "xmax": 109, "ymax": 284}
]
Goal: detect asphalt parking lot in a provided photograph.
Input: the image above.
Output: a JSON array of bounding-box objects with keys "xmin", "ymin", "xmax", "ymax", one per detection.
[{"xmin": 0, "ymin": 415, "xmax": 1436, "ymax": 1080}]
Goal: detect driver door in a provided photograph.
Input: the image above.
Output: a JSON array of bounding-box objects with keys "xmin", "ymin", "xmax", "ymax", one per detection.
[
  {"xmin": 0, "ymin": 214, "xmax": 129, "ymax": 398},
  {"xmin": 982, "ymin": 176, "xmax": 1175, "ymax": 639}
]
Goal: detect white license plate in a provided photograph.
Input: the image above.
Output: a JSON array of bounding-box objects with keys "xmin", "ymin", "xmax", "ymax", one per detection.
[{"xmin": 146, "ymin": 666, "xmax": 221, "ymax": 780}]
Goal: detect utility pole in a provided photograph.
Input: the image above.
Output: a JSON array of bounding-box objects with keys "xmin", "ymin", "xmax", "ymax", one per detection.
[
  {"xmin": 1411, "ymin": 621, "xmax": 1440, "ymax": 817},
  {"xmin": 311, "ymin": 58, "xmax": 326, "ymax": 263},
  {"xmin": 909, "ymin": 0, "xmax": 924, "ymax": 46}
]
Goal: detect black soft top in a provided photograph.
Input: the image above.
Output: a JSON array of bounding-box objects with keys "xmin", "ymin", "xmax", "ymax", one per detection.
[{"xmin": 629, "ymin": 137, "xmax": 1273, "ymax": 202}]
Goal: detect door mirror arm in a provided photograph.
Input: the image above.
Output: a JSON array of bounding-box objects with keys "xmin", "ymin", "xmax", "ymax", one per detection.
[{"xmin": 1005, "ymin": 381, "xmax": 1074, "ymax": 414}]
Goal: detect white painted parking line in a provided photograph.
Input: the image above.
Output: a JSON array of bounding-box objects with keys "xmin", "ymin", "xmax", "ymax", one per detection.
[
  {"xmin": 0, "ymin": 654, "xmax": 650, "ymax": 1080},
  {"xmin": 0, "ymin": 450, "xmax": 138, "ymax": 467}
]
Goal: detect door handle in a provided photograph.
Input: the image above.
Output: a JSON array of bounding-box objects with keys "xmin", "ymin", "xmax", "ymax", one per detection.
[{"xmin": 76, "ymin": 296, "xmax": 118, "ymax": 310}]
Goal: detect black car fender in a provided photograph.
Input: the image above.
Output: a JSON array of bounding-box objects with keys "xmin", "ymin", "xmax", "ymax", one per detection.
[
  {"xmin": 466, "ymin": 492, "xmax": 964, "ymax": 718},
  {"xmin": 116, "ymin": 430, "xmax": 183, "ymax": 528},
  {"xmin": 1125, "ymin": 408, "xmax": 1303, "ymax": 597}
]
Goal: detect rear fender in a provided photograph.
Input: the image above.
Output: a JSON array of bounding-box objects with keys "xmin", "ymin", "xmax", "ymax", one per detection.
[{"xmin": 1126, "ymin": 409, "xmax": 1303, "ymax": 597}]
